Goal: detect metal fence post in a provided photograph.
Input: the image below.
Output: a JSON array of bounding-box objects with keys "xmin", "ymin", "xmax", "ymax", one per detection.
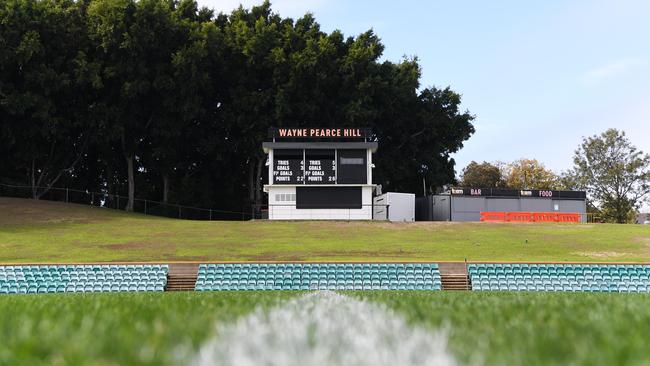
[
  {"xmin": 66, "ymin": 188, "xmax": 69, "ymax": 203},
  {"xmin": 144, "ymin": 199, "xmax": 147, "ymax": 215},
  {"xmin": 209, "ymin": 209, "xmax": 212, "ymax": 221}
]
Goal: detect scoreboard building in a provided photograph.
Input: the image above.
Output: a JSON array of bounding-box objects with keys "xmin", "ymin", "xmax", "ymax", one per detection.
[{"xmin": 263, "ymin": 128, "xmax": 377, "ymax": 220}]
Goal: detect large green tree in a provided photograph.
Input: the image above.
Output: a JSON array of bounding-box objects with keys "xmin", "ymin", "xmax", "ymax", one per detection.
[
  {"xmin": 88, "ymin": 0, "xmax": 195, "ymax": 210},
  {"xmin": 567, "ymin": 129, "xmax": 650, "ymax": 223},
  {"xmin": 1, "ymin": 0, "xmax": 475, "ymax": 216},
  {"xmin": 0, "ymin": 0, "xmax": 97, "ymax": 198}
]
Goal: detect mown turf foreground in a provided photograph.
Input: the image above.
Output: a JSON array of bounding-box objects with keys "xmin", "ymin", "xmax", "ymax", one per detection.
[
  {"xmin": 357, "ymin": 291, "xmax": 650, "ymax": 365},
  {"xmin": 1, "ymin": 198, "xmax": 650, "ymax": 263},
  {"xmin": 0, "ymin": 292, "xmax": 299, "ymax": 365},
  {"xmin": 2, "ymin": 291, "xmax": 650, "ymax": 365}
]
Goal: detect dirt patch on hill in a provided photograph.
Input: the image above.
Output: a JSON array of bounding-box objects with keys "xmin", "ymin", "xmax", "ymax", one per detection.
[
  {"xmin": 245, "ymin": 253, "xmax": 307, "ymax": 262},
  {"xmin": 304, "ymin": 221, "xmax": 462, "ymax": 231},
  {"xmin": 105, "ymin": 242, "xmax": 177, "ymax": 251},
  {"xmin": 573, "ymin": 251, "xmax": 631, "ymax": 258}
]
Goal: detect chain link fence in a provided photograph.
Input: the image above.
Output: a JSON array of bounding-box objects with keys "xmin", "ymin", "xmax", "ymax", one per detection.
[{"xmin": 0, "ymin": 183, "xmax": 251, "ymax": 221}]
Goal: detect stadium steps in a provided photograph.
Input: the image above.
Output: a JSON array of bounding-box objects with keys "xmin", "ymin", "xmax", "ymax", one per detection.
[
  {"xmin": 439, "ymin": 262, "xmax": 471, "ymax": 291},
  {"xmin": 165, "ymin": 264, "xmax": 198, "ymax": 291}
]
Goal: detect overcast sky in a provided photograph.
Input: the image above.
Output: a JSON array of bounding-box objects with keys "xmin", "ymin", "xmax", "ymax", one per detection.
[{"xmin": 199, "ymin": 0, "xmax": 650, "ymax": 176}]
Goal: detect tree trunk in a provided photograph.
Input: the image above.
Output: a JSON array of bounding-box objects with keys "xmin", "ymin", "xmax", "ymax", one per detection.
[
  {"xmin": 254, "ymin": 155, "xmax": 264, "ymax": 205},
  {"xmin": 125, "ymin": 154, "xmax": 135, "ymax": 211},
  {"xmin": 617, "ymin": 199, "xmax": 627, "ymax": 224},
  {"xmin": 31, "ymin": 158, "xmax": 38, "ymax": 199},
  {"xmin": 162, "ymin": 173, "xmax": 169, "ymax": 204},
  {"xmin": 106, "ymin": 164, "xmax": 113, "ymax": 208},
  {"xmin": 248, "ymin": 160, "xmax": 255, "ymax": 203}
]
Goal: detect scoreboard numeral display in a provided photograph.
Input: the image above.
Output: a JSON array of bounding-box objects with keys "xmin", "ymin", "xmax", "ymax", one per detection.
[
  {"xmin": 273, "ymin": 149, "xmax": 361, "ymax": 185},
  {"xmin": 273, "ymin": 149, "xmax": 303, "ymax": 184},
  {"xmin": 304, "ymin": 150, "xmax": 336, "ymax": 185}
]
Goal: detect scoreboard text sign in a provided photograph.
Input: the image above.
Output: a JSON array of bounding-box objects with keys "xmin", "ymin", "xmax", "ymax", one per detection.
[
  {"xmin": 273, "ymin": 149, "xmax": 303, "ymax": 184},
  {"xmin": 450, "ymin": 187, "xmax": 586, "ymax": 199},
  {"xmin": 272, "ymin": 148, "xmax": 366, "ymax": 185},
  {"xmin": 269, "ymin": 127, "xmax": 371, "ymax": 139},
  {"xmin": 305, "ymin": 150, "xmax": 336, "ymax": 184}
]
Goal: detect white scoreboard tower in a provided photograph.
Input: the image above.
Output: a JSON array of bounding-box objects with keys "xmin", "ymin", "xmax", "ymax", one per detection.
[{"xmin": 263, "ymin": 128, "xmax": 377, "ymax": 220}]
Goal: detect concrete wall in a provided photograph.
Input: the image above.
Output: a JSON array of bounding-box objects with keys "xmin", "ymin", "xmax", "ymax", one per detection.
[{"xmin": 450, "ymin": 196, "xmax": 483, "ymax": 222}]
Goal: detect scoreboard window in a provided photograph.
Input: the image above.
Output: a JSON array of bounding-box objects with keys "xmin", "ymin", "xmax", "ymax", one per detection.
[
  {"xmin": 337, "ymin": 149, "xmax": 367, "ymax": 184},
  {"xmin": 296, "ymin": 187, "xmax": 362, "ymax": 209},
  {"xmin": 273, "ymin": 149, "xmax": 303, "ymax": 184},
  {"xmin": 305, "ymin": 149, "xmax": 336, "ymax": 185}
]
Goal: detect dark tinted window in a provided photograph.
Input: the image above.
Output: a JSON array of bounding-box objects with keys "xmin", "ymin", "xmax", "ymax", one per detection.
[
  {"xmin": 296, "ymin": 187, "xmax": 362, "ymax": 209},
  {"xmin": 337, "ymin": 149, "xmax": 366, "ymax": 184}
]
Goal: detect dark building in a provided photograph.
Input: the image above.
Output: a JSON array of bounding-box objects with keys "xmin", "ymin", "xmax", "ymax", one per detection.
[{"xmin": 416, "ymin": 188, "xmax": 587, "ymax": 222}]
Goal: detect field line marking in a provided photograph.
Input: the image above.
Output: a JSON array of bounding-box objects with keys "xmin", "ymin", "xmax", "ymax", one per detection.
[{"xmin": 193, "ymin": 291, "xmax": 456, "ymax": 366}]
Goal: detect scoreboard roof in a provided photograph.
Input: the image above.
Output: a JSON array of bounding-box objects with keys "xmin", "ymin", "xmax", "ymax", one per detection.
[{"xmin": 262, "ymin": 141, "xmax": 378, "ymax": 153}]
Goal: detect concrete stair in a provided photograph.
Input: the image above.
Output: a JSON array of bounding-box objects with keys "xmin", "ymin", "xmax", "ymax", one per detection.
[
  {"xmin": 165, "ymin": 264, "xmax": 198, "ymax": 291},
  {"xmin": 439, "ymin": 262, "xmax": 471, "ymax": 291}
]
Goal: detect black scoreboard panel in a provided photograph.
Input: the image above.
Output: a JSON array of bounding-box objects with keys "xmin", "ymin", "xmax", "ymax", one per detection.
[
  {"xmin": 272, "ymin": 148, "xmax": 368, "ymax": 185},
  {"xmin": 296, "ymin": 187, "xmax": 362, "ymax": 209},
  {"xmin": 304, "ymin": 149, "xmax": 336, "ymax": 185},
  {"xmin": 337, "ymin": 149, "xmax": 366, "ymax": 184},
  {"xmin": 273, "ymin": 149, "xmax": 303, "ymax": 184}
]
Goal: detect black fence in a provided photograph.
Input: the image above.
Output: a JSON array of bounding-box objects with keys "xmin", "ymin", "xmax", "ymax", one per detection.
[{"xmin": 0, "ymin": 183, "xmax": 252, "ymax": 221}]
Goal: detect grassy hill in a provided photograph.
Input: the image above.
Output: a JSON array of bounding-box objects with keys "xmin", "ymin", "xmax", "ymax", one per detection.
[{"xmin": 0, "ymin": 197, "xmax": 649, "ymax": 263}]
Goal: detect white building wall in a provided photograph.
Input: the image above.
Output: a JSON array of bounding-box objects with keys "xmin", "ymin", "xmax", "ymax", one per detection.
[
  {"xmin": 373, "ymin": 192, "xmax": 415, "ymax": 222},
  {"xmin": 267, "ymin": 186, "xmax": 373, "ymax": 220}
]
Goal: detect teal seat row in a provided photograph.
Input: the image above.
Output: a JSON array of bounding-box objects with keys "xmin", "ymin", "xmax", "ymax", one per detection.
[
  {"xmin": 470, "ymin": 264, "xmax": 650, "ymax": 293},
  {"xmin": 0, "ymin": 265, "xmax": 168, "ymax": 294},
  {"xmin": 200, "ymin": 263, "xmax": 438, "ymax": 270},
  {"xmin": 0, "ymin": 265, "xmax": 168, "ymax": 272},
  {"xmin": 196, "ymin": 263, "xmax": 442, "ymax": 291}
]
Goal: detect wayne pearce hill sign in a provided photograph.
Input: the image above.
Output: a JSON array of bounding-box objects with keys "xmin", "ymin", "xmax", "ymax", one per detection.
[{"xmin": 268, "ymin": 127, "xmax": 372, "ymax": 139}]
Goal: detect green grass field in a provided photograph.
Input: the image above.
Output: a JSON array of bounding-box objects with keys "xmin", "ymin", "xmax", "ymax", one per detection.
[
  {"xmin": 1, "ymin": 197, "xmax": 649, "ymax": 263},
  {"xmin": 359, "ymin": 291, "xmax": 650, "ymax": 365},
  {"xmin": 0, "ymin": 291, "xmax": 299, "ymax": 365},
  {"xmin": 3, "ymin": 291, "xmax": 650, "ymax": 365}
]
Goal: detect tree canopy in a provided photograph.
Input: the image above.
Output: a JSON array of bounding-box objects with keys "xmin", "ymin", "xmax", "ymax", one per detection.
[
  {"xmin": 458, "ymin": 159, "xmax": 561, "ymax": 190},
  {"xmin": 0, "ymin": 0, "xmax": 475, "ymax": 215},
  {"xmin": 502, "ymin": 159, "xmax": 560, "ymax": 190},
  {"xmin": 566, "ymin": 129, "xmax": 650, "ymax": 223},
  {"xmin": 459, "ymin": 161, "xmax": 504, "ymax": 188}
]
